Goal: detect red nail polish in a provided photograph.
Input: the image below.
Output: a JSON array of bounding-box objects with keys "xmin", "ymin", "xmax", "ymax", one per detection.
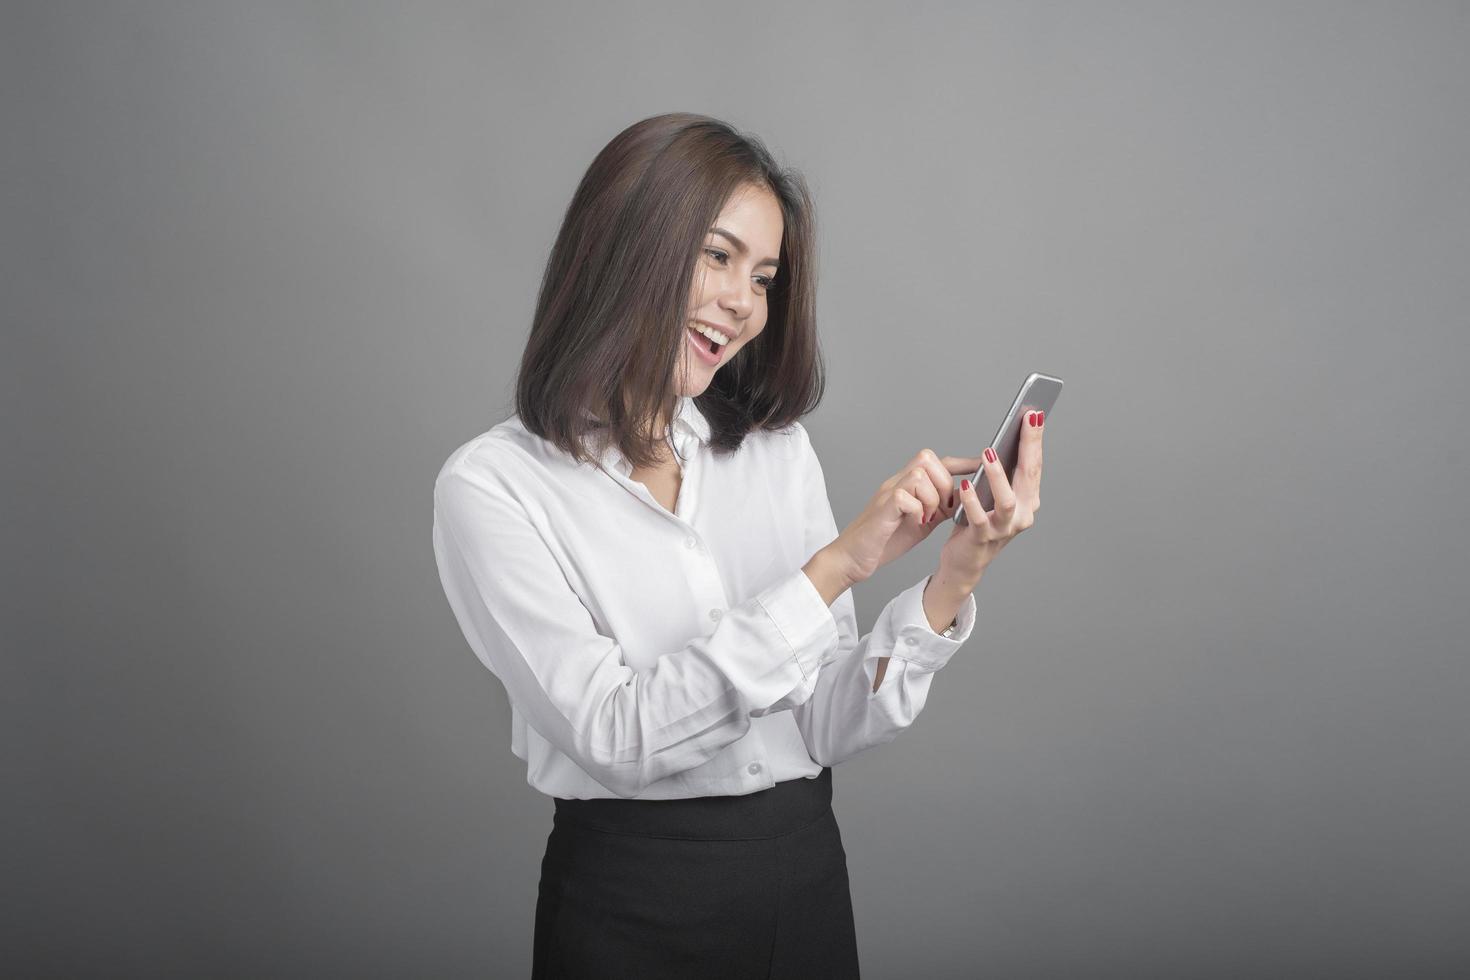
[
  {"xmin": 948, "ymin": 492, "xmax": 955, "ymax": 507},
  {"xmin": 961, "ymin": 479, "xmax": 970, "ymax": 491},
  {"xmin": 1038, "ymin": 411, "xmax": 1044, "ymax": 426},
  {"xmin": 1027, "ymin": 412, "xmax": 1035, "ymax": 426},
  {"xmin": 985, "ymin": 448, "xmax": 997, "ymax": 463}
]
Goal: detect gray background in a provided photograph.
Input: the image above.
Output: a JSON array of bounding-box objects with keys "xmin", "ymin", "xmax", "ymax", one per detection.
[{"xmin": 6, "ymin": 2, "xmax": 1468, "ymax": 977}]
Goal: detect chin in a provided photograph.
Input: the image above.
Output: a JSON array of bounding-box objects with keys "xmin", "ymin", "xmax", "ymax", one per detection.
[
  {"xmin": 676, "ymin": 363, "xmax": 718, "ymax": 396},
  {"xmin": 676, "ymin": 376, "xmax": 713, "ymax": 397}
]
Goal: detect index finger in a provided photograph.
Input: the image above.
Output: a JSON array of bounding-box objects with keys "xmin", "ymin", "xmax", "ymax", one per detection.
[{"xmin": 940, "ymin": 453, "xmax": 986, "ymax": 475}]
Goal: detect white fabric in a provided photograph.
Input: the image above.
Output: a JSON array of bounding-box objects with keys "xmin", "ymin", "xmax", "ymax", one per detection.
[{"xmin": 431, "ymin": 394, "xmax": 977, "ymax": 799}]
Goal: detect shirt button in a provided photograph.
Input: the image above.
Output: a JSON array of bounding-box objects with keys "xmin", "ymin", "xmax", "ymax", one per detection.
[
  {"xmin": 748, "ymin": 762, "xmax": 762, "ymax": 775},
  {"xmin": 905, "ymin": 636, "xmax": 918, "ymax": 646},
  {"xmin": 709, "ymin": 608, "xmax": 723, "ymax": 621},
  {"xmin": 684, "ymin": 537, "xmax": 697, "ymax": 549}
]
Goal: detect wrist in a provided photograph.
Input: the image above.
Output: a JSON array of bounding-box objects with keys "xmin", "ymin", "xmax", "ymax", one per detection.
[
  {"xmin": 802, "ymin": 546, "xmax": 858, "ymax": 606},
  {"xmin": 928, "ymin": 564, "xmax": 981, "ymax": 606},
  {"xmin": 922, "ymin": 567, "xmax": 977, "ymax": 636}
]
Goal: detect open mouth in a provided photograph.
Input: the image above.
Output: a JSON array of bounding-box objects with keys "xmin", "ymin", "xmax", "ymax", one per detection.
[{"xmin": 687, "ymin": 324, "xmax": 724, "ymax": 363}]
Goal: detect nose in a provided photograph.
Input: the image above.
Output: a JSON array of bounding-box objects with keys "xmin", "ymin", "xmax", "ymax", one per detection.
[{"xmin": 717, "ymin": 277, "xmax": 755, "ymax": 320}]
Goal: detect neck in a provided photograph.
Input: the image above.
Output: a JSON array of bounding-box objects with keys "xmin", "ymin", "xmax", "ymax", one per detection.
[{"xmin": 594, "ymin": 391, "xmax": 678, "ymax": 450}]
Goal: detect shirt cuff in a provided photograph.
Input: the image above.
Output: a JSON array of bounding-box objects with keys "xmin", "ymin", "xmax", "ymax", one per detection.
[
  {"xmin": 755, "ymin": 568, "xmax": 842, "ymax": 682},
  {"xmin": 889, "ymin": 573, "xmax": 977, "ymax": 671}
]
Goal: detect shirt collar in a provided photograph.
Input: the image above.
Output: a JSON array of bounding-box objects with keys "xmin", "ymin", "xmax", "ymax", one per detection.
[{"xmin": 672, "ymin": 393, "xmax": 712, "ymax": 443}]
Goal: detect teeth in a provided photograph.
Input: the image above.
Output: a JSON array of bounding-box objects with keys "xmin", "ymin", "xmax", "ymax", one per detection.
[{"xmin": 690, "ymin": 321, "xmax": 730, "ymax": 346}]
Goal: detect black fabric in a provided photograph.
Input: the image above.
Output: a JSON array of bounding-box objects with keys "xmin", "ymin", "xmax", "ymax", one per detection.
[{"xmin": 531, "ymin": 766, "xmax": 861, "ymax": 979}]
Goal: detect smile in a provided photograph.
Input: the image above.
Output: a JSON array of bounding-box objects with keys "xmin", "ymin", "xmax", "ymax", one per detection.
[{"xmin": 686, "ymin": 323, "xmax": 725, "ymax": 365}]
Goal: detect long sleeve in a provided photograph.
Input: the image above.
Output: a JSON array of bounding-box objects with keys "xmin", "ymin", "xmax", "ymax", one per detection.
[
  {"xmin": 433, "ymin": 459, "xmax": 842, "ymax": 799},
  {"xmin": 788, "ymin": 423, "xmax": 977, "ymax": 768}
]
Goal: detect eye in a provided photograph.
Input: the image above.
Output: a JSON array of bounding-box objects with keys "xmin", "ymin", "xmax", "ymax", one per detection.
[{"xmin": 705, "ymin": 248, "xmax": 778, "ymax": 292}]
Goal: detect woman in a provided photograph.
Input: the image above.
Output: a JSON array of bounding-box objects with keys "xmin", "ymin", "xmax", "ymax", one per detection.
[{"xmin": 431, "ymin": 112, "xmax": 1044, "ymax": 979}]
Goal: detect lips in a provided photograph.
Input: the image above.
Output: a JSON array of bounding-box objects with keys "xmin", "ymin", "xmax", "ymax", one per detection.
[{"xmin": 686, "ymin": 324, "xmax": 722, "ymax": 365}]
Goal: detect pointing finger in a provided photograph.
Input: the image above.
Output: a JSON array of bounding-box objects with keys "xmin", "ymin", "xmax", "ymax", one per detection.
[{"xmin": 940, "ymin": 454, "xmax": 986, "ymax": 475}]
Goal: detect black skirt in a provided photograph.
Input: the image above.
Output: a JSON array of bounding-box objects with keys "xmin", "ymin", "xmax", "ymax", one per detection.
[{"xmin": 531, "ymin": 766, "xmax": 861, "ymax": 979}]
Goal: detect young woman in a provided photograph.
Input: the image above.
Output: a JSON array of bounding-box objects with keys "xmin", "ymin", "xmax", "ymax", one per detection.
[{"xmin": 432, "ymin": 112, "xmax": 1044, "ymax": 979}]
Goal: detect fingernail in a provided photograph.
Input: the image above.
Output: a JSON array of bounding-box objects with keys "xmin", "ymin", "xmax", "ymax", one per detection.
[
  {"xmin": 984, "ymin": 448, "xmax": 997, "ymax": 463},
  {"xmin": 948, "ymin": 492, "xmax": 955, "ymax": 507},
  {"xmin": 1027, "ymin": 412, "xmax": 1036, "ymax": 426},
  {"xmin": 961, "ymin": 479, "xmax": 970, "ymax": 491},
  {"xmin": 1038, "ymin": 411, "xmax": 1044, "ymax": 426}
]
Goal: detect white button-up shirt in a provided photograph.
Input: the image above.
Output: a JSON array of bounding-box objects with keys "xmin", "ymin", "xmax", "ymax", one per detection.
[{"xmin": 431, "ymin": 394, "xmax": 977, "ymax": 799}]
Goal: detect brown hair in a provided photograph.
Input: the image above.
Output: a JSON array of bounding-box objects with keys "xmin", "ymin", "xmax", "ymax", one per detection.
[{"xmin": 513, "ymin": 112, "xmax": 824, "ymax": 471}]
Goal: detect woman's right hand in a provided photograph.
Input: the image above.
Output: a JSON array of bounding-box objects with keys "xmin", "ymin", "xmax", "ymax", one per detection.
[{"xmin": 824, "ymin": 448, "xmax": 984, "ymax": 587}]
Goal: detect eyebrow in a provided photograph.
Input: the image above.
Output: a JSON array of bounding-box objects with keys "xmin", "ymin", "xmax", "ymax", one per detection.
[{"xmin": 710, "ymin": 227, "xmax": 780, "ymax": 270}]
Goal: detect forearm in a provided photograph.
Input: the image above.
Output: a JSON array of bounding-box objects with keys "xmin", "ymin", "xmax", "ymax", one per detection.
[
  {"xmin": 804, "ymin": 547, "xmax": 980, "ymax": 693},
  {"xmin": 805, "ymin": 548, "xmax": 911, "ymax": 695}
]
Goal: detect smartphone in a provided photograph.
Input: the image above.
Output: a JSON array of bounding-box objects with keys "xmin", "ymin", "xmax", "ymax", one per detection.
[{"xmin": 954, "ymin": 372, "xmax": 1063, "ymax": 526}]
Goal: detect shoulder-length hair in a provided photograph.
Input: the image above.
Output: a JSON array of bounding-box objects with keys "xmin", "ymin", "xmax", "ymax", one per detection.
[{"xmin": 513, "ymin": 112, "xmax": 823, "ymax": 471}]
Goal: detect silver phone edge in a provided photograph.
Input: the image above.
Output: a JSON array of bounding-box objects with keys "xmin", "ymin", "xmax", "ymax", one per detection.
[{"xmin": 953, "ymin": 372, "xmax": 1063, "ymax": 527}]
